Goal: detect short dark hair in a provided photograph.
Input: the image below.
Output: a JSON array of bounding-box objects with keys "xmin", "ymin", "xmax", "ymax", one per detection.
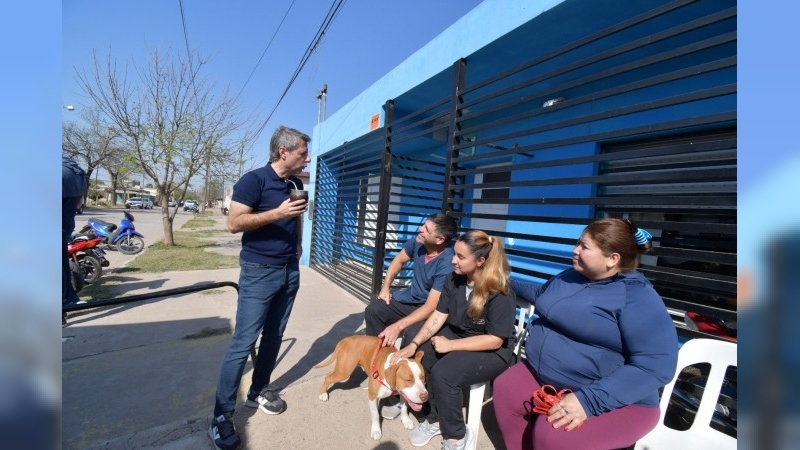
[{"xmin": 427, "ymin": 213, "xmax": 458, "ymax": 241}]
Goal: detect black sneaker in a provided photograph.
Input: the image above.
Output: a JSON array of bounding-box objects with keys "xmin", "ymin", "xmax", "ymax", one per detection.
[
  {"xmin": 209, "ymin": 413, "xmax": 241, "ymax": 450},
  {"xmin": 244, "ymin": 387, "xmax": 287, "ymax": 415}
]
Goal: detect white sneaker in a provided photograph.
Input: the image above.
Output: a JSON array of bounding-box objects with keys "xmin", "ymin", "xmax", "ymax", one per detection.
[
  {"xmin": 409, "ymin": 420, "xmax": 441, "ymax": 446},
  {"xmin": 442, "ymin": 427, "xmax": 472, "ymax": 450},
  {"xmin": 381, "ymin": 402, "xmax": 402, "ymax": 420}
]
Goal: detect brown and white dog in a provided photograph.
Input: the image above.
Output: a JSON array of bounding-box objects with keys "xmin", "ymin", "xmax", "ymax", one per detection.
[{"xmin": 314, "ymin": 335, "xmax": 428, "ymax": 440}]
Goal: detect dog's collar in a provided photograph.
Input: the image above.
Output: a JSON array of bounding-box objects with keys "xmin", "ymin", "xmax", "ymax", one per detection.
[{"xmin": 370, "ymin": 337, "xmax": 396, "ymax": 393}]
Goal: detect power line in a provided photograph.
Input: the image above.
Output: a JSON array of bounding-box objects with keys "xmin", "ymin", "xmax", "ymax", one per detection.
[
  {"xmin": 233, "ymin": 0, "xmax": 298, "ymax": 104},
  {"xmin": 252, "ymin": 0, "xmax": 347, "ymax": 144},
  {"xmin": 178, "ymin": 0, "xmax": 192, "ymax": 63},
  {"xmin": 177, "ymin": 0, "xmax": 202, "ymax": 101}
]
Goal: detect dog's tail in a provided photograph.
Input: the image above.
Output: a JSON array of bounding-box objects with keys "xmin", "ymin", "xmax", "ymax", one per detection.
[
  {"xmin": 314, "ymin": 340, "xmax": 346, "ymax": 369},
  {"xmin": 313, "ymin": 352, "xmax": 336, "ymax": 369}
]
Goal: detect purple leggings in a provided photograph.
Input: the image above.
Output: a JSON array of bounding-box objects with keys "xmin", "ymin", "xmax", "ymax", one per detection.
[{"xmin": 492, "ymin": 362, "xmax": 660, "ymax": 450}]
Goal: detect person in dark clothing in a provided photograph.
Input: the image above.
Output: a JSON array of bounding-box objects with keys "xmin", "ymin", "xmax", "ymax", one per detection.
[
  {"xmin": 393, "ymin": 230, "xmax": 517, "ymax": 450},
  {"xmin": 62, "ymin": 156, "xmax": 87, "ymax": 324},
  {"xmin": 208, "ymin": 126, "xmax": 310, "ymax": 450},
  {"xmin": 493, "ymin": 218, "xmax": 678, "ymax": 450}
]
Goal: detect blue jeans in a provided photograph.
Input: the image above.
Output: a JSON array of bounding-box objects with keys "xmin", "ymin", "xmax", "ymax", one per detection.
[{"xmin": 214, "ymin": 258, "xmax": 300, "ymax": 416}]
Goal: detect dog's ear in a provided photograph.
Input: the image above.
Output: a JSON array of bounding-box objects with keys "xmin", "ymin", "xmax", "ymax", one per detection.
[
  {"xmin": 384, "ymin": 363, "xmax": 399, "ymax": 386},
  {"xmin": 414, "ymin": 350, "xmax": 424, "ymax": 363}
]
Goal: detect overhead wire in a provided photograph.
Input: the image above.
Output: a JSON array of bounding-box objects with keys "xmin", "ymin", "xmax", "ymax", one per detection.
[
  {"xmin": 177, "ymin": 0, "xmax": 199, "ymax": 95},
  {"xmin": 251, "ymin": 0, "xmax": 347, "ymax": 148},
  {"xmin": 178, "ymin": 0, "xmax": 192, "ymax": 63},
  {"xmin": 177, "ymin": 0, "xmax": 347, "ymax": 168},
  {"xmin": 233, "ymin": 0, "xmax": 298, "ymax": 104}
]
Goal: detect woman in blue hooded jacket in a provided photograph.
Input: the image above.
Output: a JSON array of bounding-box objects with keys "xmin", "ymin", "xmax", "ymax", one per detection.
[{"xmin": 493, "ymin": 218, "xmax": 678, "ymax": 450}]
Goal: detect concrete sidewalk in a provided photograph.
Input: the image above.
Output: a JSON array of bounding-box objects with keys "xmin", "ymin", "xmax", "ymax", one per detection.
[{"xmin": 62, "ymin": 216, "xmax": 506, "ymax": 449}]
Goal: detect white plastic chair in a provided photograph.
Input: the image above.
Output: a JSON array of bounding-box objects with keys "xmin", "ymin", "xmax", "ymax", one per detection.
[
  {"xmin": 465, "ymin": 303, "xmax": 535, "ymax": 450},
  {"xmin": 634, "ymin": 338, "xmax": 737, "ymax": 450}
]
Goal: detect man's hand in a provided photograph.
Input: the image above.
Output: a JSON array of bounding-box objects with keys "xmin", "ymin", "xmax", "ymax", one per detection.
[
  {"xmin": 378, "ymin": 323, "xmax": 402, "ymax": 347},
  {"xmin": 377, "ymin": 289, "xmax": 392, "ymax": 304},
  {"xmin": 281, "ymin": 198, "xmax": 307, "ymax": 219}
]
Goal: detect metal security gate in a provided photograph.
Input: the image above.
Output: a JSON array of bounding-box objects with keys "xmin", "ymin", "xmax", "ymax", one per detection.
[
  {"xmin": 596, "ymin": 128, "xmax": 737, "ymax": 331},
  {"xmin": 309, "ymin": 0, "xmax": 737, "ymax": 338},
  {"xmin": 310, "ymin": 100, "xmax": 453, "ymax": 302}
]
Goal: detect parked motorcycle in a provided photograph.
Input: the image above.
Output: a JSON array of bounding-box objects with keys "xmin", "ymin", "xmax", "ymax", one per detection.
[
  {"xmin": 80, "ymin": 211, "xmax": 145, "ymax": 255},
  {"xmin": 69, "ymin": 260, "xmax": 84, "ymax": 294},
  {"xmin": 69, "ymin": 233, "xmax": 110, "ymax": 283}
]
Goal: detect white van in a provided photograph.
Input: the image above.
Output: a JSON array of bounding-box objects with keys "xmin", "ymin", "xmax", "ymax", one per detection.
[{"xmin": 125, "ymin": 197, "xmax": 154, "ymax": 209}]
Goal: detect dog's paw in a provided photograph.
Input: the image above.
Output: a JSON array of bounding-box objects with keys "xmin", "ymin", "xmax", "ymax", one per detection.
[
  {"xmin": 370, "ymin": 427, "xmax": 382, "ymax": 440},
  {"xmin": 318, "ymin": 393, "xmax": 329, "ymax": 402},
  {"xmin": 401, "ymin": 416, "xmax": 414, "ymax": 430}
]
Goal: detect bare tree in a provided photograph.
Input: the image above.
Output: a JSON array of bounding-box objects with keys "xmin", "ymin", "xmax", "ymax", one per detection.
[
  {"xmin": 99, "ymin": 149, "xmax": 138, "ymax": 206},
  {"xmin": 75, "ymin": 47, "xmax": 253, "ymax": 245},
  {"xmin": 62, "ymin": 107, "xmax": 121, "ymax": 205}
]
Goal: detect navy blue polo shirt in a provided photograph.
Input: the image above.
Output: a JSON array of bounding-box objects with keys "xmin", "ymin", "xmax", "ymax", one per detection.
[{"xmin": 232, "ymin": 164, "xmax": 303, "ymax": 265}]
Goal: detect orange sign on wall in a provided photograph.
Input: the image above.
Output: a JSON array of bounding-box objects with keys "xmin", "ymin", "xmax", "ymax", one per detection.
[{"xmin": 370, "ymin": 113, "xmax": 380, "ymax": 130}]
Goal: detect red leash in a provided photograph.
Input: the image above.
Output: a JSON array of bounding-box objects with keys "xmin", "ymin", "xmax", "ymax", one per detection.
[
  {"xmin": 370, "ymin": 336, "xmax": 396, "ymax": 392},
  {"xmin": 532, "ymin": 385, "xmax": 571, "ymax": 415}
]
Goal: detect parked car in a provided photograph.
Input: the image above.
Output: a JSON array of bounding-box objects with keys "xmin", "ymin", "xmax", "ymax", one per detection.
[
  {"xmin": 125, "ymin": 197, "xmax": 153, "ymax": 209},
  {"xmin": 183, "ymin": 200, "xmax": 199, "ymax": 212},
  {"xmin": 168, "ymin": 199, "xmax": 177, "ymax": 207}
]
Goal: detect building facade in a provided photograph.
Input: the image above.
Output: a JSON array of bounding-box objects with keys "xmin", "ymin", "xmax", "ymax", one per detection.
[{"xmin": 307, "ymin": 0, "xmax": 736, "ymax": 342}]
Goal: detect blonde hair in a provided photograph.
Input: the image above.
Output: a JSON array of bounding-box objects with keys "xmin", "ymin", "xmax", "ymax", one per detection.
[{"xmin": 458, "ymin": 230, "xmax": 511, "ymax": 319}]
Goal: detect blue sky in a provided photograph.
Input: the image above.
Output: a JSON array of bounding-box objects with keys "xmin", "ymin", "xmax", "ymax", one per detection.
[{"xmin": 61, "ymin": 0, "xmax": 484, "ymax": 175}]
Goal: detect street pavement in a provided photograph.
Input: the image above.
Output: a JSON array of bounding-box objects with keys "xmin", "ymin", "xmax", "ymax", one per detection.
[{"xmin": 62, "ymin": 211, "xmax": 506, "ymax": 449}]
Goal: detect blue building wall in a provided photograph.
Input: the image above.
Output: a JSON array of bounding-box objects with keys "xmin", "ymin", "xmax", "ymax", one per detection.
[
  {"xmin": 311, "ymin": 0, "xmax": 565, "ymax": 153},
  {"xmin": 305, "ymin": 0, "xmax": 736, "ymax": 281}
]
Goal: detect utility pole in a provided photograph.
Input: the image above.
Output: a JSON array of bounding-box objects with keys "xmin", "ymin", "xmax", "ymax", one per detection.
[
  {"xmin": 238, "ymin": 142, "xmax": 244, "ymax": 179},
  {"xmin": 317, "ymin": 84, "xmax": 328, "ymax": 124},
  {"xmin": 202, "ymin": 143, "xmax": 211, "ymax": 213},
  {"xmin": 94, "ymin": 168, "xmax": 100, "ymax": 204}
]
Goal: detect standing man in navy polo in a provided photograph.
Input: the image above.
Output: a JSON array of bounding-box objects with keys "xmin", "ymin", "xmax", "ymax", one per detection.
[{"xmin": 209, "ymin": 126, "xmax": 311, "ymax": 450}]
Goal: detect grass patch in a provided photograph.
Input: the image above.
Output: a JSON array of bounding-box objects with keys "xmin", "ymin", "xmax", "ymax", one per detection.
[
  {"xmin": 185, "ymin": 228, "xmax": 229, "ymax": 237},
  {"xmin": 182, "ymin": 216, "xmax": 217, "ymax": 229},
  {"xmin": 126, "ymin": 233, "xmax": 239, "ymax": 272},
  {"xmin": 78, "ymin": 280, "xmax": 117, "ymax": 302},
  {"xmin": 77, "ymin": 218, "xmax": 239, "ymax": 302}
]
